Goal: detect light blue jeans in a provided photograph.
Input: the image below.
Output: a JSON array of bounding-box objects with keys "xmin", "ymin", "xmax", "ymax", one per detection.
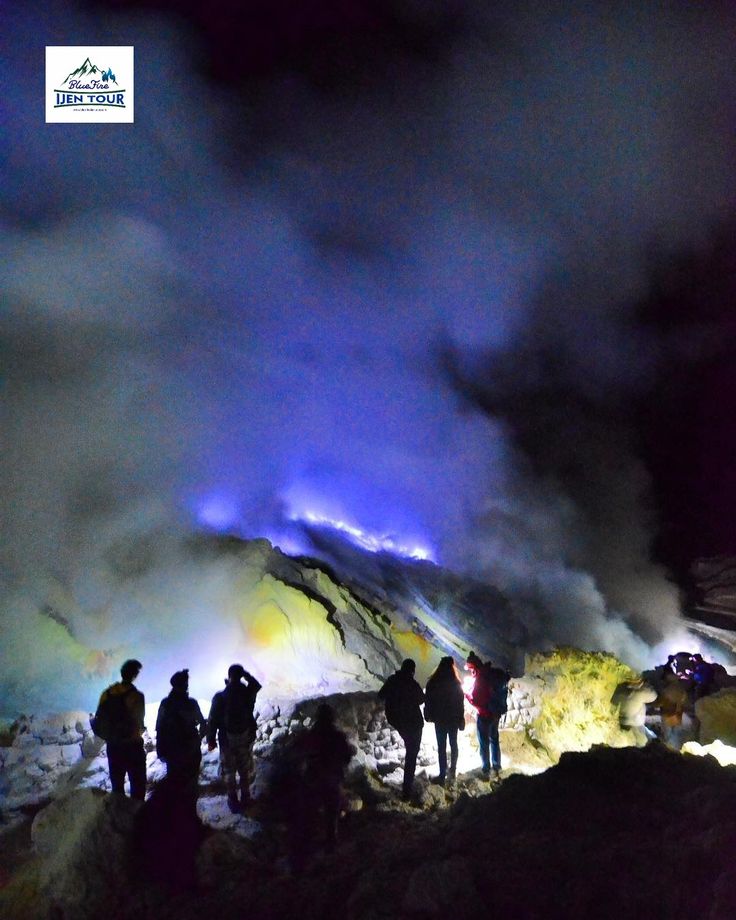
[{"xmin": 477, "ymin": 715, "xmax": 501, "ymax": 772}]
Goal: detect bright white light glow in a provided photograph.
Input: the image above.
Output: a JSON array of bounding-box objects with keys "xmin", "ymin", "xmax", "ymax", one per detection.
[
  {"xmin": 293, "ymin": 509, "xmax": 434, "ymax": 561},
  {"xmin": 681, "ymin": 739, "xmax": 736, "ymax": 767}
]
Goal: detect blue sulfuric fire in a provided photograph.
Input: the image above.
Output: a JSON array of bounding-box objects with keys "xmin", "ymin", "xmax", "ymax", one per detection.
[{"xmin": 293, "ymin": 509, "xmax": 434, "ymax": 562}]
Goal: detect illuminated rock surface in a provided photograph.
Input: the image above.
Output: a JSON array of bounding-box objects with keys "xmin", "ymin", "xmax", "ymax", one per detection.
[{"xmin": 695, "ymin": 688, "xmax": 736, "ymax": 746}]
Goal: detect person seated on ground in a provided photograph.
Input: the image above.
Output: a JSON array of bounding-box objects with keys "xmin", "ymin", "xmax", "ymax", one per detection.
[
  {"xmin": 424, "ymin": 656, "xmax": 465, "ymax": 786},
  {"xmin": 611, "ymin": 677, "xmax": 657, "ymax": 745},
  {"xmin": 286, "ymin": 703, "xmax": 355, "ymax": 873},
  {"xmin": 378, "ymin": 659, "xmax": 425, "ymax": 800},
  {"xmin": 155, "ymin": 669, "xmax": 207, "ymax": 797},
  {"xmin": 466, "ymin": 651, "xmax": 509, "ymax": 779},
  {"xmin": 207, "ymin": 663, "xmax": 262, "ymax": 813}
]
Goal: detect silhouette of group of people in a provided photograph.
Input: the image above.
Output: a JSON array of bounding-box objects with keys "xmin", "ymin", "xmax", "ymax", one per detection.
[
  {"xmin": 94, "ymin": 659, "xmax": 262, "ymax": 812},
  {"xmin": 647, "ymin": 651, "xmax": 732, "ymax": 749},
  {"xmin": 96, "ymin": 650, "xmax": 511, "ymax": 808},
  {"xmin": 94, "ymin": 649, "xmax": 510, "ymax": 879},
  {"xmin": 379, "ymin": 651, "xmax": 510, "ymax": 799},
  {"xmin": 611, "ymin": 651, "xmax": 733, "ymax": 750}
]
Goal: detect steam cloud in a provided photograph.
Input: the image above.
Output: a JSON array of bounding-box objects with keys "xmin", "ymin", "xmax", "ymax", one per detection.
[{"xmin": 2, "ymin": 0, "xmax": 735, "ymax": 712}]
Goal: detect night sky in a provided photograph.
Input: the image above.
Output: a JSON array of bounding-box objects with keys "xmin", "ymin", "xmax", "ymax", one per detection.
[{"xmin": 2, "ymin": 1, "xmax": 736, "ymax": 707}]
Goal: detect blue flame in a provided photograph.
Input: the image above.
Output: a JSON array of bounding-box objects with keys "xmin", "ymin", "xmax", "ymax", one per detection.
[{"xmin": 291, "ymin": 508, "xmax": 434, "ymax": 561}]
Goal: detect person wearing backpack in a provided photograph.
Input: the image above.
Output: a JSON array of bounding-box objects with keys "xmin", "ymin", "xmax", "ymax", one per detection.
[
  {"xmin": 155, "ymin": 669, "xmax": 207, "ymax": 795},
  {"xmin": 93, "ymin": 658, "xmax": 146, "ymax": 800},
  {"xmin": 424, "ymin": 656, "xmax": 465, "ymax": 786},
  {"xmin": 465, "ymin": 651, "xmax": 509, "ymax": 780},
  {"xmin": 378, "ymin": 658, "xmax": 425, "ymax": 801},
  {"xmin": 207, "ymin": 663, "xmax": 262, "ymax": 813}
]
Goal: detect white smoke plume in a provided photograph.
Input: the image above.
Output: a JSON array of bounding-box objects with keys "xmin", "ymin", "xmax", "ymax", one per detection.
[{"xmin": 1, "ymin": 0, "xmax": 735, "ymax": 712}]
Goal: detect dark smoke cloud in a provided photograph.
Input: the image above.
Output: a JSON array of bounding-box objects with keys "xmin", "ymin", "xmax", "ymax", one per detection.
[{"xmin": 2, "ymin": 0, "xmax": 735, "ymax": 711}]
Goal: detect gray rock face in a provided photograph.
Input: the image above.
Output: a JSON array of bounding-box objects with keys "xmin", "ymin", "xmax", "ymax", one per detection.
[
  {"xmin": 695, "ymin": 688, "xmax": 736, "ymax": 745},
  {"xmin": 692, "ymin": 556, "xmax": 736, "ymax": 626},
  {"xmin": 31, "ymin": 788, "xmax": 140, "ymax": 917}
]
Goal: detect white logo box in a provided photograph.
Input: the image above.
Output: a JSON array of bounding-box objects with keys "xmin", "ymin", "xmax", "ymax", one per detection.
[{"xmin": 46, "ymin": 46, "xmax": 134, "ymax": 124}]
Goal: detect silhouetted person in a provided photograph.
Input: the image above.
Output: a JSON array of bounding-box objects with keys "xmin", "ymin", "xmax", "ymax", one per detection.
[
  {"xmin": 425, "ymin": 656, "xmax": 465, "ymax": 785},
  {"xmin": 132, "ymin": 773, "xmax": 205, "ymax": 893},
  {"xmin": 656, "ymin": 670, "xmax": 689, "ymax": 750},
  {"xmin": 379, "ymin": 658, "xmax": 425, "ymax": 799},
  {"xmin": 94, "ymin": 658, "xmax": 146, "ymax": 800},
  {"xmin": 466, "ymin": 651, "xmax": 509, "ymax": 779},
  {"xmin": 287, "ymin": 703, "xmax": 355, "ymax": 873},
  {"xmin": 207, "ymin": 663, "xmax": 262, "ymax": 812},
  {"xmin": 155, "ymin": 669, "xmax": 206, "ymax": 797}
]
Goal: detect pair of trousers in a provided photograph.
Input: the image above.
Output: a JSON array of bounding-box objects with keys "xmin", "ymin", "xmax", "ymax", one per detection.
[
  {"xmin": 399, "ymin": 726, "xmax": 422, "ymax": 795},
  {"xmin": 434, "ymin": 725, "xmax": 458, "ymax": 779},
  {"xmin": 107, "ymin": 738, "xmax": 146, "ymax": 800},
  {"xmin": 476, "ymin": 715, "xmax": 501, "ymax": 772},
  {"xmin": 222, "ymin": 729, "xmax": 255, "ymax": 797}
]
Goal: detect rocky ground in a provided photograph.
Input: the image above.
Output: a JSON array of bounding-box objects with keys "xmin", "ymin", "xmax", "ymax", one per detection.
[
  {"xmin": 2, "ymin": 743, "xmax": 736, "ymax": 920},
  {"xmin": 3, "ymin": 650, "xmax": 736, "ymax": 920}
]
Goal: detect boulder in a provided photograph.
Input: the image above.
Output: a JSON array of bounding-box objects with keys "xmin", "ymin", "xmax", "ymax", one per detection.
[
  {"xmin": 31, "ymin": 789, "xmax": 141, "ymax": 917},
  {"xmin": 695, "ymin": 688, "xmax": 736, "ymax": 745}
]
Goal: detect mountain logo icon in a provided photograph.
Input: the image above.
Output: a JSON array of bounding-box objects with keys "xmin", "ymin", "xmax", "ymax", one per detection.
[{"xmin": 62, "ymin": 57, "xmax": 117, "ymax": 85}]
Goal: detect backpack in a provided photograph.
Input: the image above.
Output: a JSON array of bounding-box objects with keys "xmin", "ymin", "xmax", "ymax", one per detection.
[
  {"xmin": 156, "ymin": 696, "xmax": 199, "ymax": 760},
  {"xmin": 91, "ymin": 687, "xmax": 135, "ymax": 742},
  {"xmin": 486, "ymin": 667, "xmax": 509, "ymax": 716}
]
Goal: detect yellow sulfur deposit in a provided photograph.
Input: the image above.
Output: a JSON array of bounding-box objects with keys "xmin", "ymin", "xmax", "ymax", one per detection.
[{"xmin": 525, "ymin": 647, "xmax": 639, "ymax": 762}]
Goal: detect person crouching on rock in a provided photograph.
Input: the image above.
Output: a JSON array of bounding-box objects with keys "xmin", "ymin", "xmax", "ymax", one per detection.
[
  {"xmin": 424, "ymin": 656, "xmax": 465, "ymax": 786},
  {"xmin": 155, "ymin": 669, "xmax": 207, "ymax": 798},
  {"xmin": 207, "ymin": 663, "xmax": 262, "ymax": 813},
  {"xmin": 378, "ymin": 658, "xmax": 425, "ymax": 800}
]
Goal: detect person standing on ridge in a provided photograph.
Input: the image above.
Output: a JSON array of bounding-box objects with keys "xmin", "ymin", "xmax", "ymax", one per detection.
[
  {"xmin": 155, "ymin": 669, "xmax": 207, "ymax": 796},
  {"xmin": 93, "ymin": 658, "xmax": 146, "ymax": 800},
  {"xmin": 207, "ymin": 663, "xmax": 262, "ymax": 813},
  {"xmin": 424, "ymin": 656, "xmax": 465, "ymax": 786},
  {"xmin": 378, "ymin": 658, "xmax": 425, "ymax": 800},
  {"xmin": 465, "ymin": 651, "xmax": 509, "ymax": 780}
]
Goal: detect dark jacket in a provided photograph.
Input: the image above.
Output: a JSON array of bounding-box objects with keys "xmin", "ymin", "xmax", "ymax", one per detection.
[
  {"xmin": 207, "ymin": 675, "xmax": 262, "ymax": 747},
  {"xmin": 156, "ymin": 690, "xmax": 206, "ymax": 762},
  {"xmin": 293, "ymin": 724, "xmax": 355, "ymax": 789},
  {"xmin": 96, "ymin": 680, "xmax": 145, "ymax": 743},
  {"xmin": 425, "ymin": 671, "xmax": 465, "ymax": 730},
  {"xmin": 378, "ymin": 671, "xmax": 425, "ymax": 733}
]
